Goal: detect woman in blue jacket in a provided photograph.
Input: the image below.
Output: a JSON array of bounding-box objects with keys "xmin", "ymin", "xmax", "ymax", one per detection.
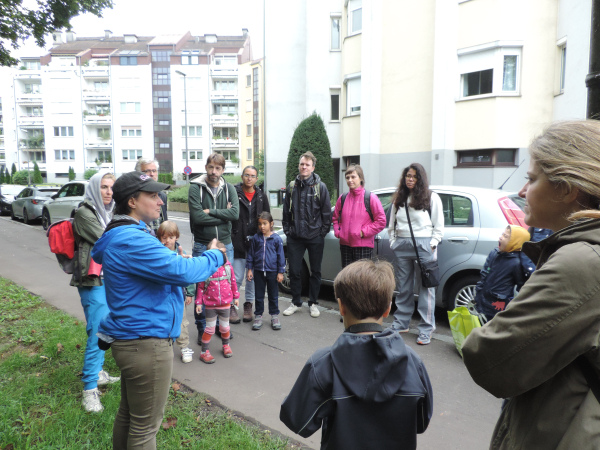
[{"xmin": 91, "ymin": 172, "xmax": 225, "ymax": 450}]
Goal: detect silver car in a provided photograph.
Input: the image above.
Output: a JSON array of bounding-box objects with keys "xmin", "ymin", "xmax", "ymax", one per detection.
[
  {"xmin": 0, "ymin": 185, "xmax": 24, "ymax": 215},
  {"xmin": 11, "ymin": 186, "xmax": 59, "ymax": 224},
  {"xmin": 278, "ymin": 185, "xmax": 526, "ymax": 311},
  {"xmin": 42, "ymin": 181, "xmax": 89, "ymax": 230}
]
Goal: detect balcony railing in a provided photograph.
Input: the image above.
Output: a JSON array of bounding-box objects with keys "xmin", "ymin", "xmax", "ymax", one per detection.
[
  {"xmin": 210, "ymin": 91, "xmax": 238, "ymax": 100},
  {"xmin": 210, "ymin": 65, "xmax": 238, "ymax": 78},
  {"xmin": 212, "ymin": 138, "xmax": 239, "ymax": 146},
  {"xmin": 82, "ymin": 90, "xmax": 110, "ymax": 101},
  {"xmin": 19, "ymin": 139, "xmax": 45, "ymax": 149},
  {"xmin": 83, "ymin": 114, "xmax": 112, "ymax": 124},
  {"xmin": 15, "ymin": 70, "xmax": 42, "ymax": 79},
  {"xmin": 84, "ymin": 140, "xmax": 112, "ymax": 149},
  {"xmin": 224, "ymin": 160, "xmax": 240, "ymax": 170},
  {"xmin": 82, "ymin": 67, "xmax": 109, "ymax": 78},
  {"xmin": 16, "ymin": 93, "xmax": 43, "ymax": 104},
  {"xmin": 211, "ymin": 114, "xmax": 239, "ymax": 123},
  {"xmin": 18, "ymin": 116, "xmax": 44, "ymax": 127}
]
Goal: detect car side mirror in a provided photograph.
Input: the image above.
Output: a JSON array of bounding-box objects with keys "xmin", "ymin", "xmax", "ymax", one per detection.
[{"xmin": 51, "ymin": 194, "xmax": 58, "ymax": 200}]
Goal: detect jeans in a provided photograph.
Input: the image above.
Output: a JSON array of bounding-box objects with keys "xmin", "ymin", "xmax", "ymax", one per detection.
[
  {"xmin": 254, "ymin": 270, "xmax": 280, "ymax": 316},
  {"xmin": 287, "ymin": 235, "xmax": 324, "ymax": 306},
  {"xmin": 77, "ymin": 285, "xmax": 110, "ymax": 390},
  {"xmin": 233, "ymin": 257, "xmax": 255, "ymax": 302},
  {"xmin": 192, "ymin": 241, "xmax": 234, "ymax": 334},
  {"xmin": 112, "ymin": 338, "xmax": 173, "ymax": 450}
]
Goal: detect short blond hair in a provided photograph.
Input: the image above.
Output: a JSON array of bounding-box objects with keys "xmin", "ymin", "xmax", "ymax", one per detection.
[{"xmin": 102, "ymin": 173, "xmax": 116, "ymax": 182}]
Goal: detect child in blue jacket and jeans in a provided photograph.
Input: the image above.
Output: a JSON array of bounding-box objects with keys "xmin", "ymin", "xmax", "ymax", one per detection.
[{"xmin": 247, "ymin": 211, "xmax": 285, "ymax": 330}]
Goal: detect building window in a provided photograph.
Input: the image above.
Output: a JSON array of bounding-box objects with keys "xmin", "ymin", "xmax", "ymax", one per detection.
[
  {"xmin": 94, "ymin": 81, "xmax": 108, "ymax": 91},
  {"xmin": 213, "ymin": 103, "xmax": 237, "ymax": 115},
  {"xmin": 214, "ymin": 80, "xmax": 236, "ymax": 91},
  {"xmin": 331, "ymin": 90, "xmax": 340, "ymax": 121},
  {"xmin": 54, "ymin": 126, "xmax": 74, "ymax": 137},
  {"xmin": 24, "ymin": 83, "xmax": 42, "ymax": 94},
  {"xmin": 152, "ymin": 67, "xmax": 170, "ymax": 85},
  {"xmin": 154, "ymin": 114, "xmax": 171, "ymax": 131},
  {"xmin": 456, "ymin": 149, "xmax": 517, "ymax": 167},
  {"xmin": 213, "ymin": 55, "xmax": 237, "ymax": 66},
  {"xmin": 216, "ymin": 150, "xmax": 236, "ymax": 160},
  {"xmin": 348, "ymin": 0, "xmax": 362, "ymax": 36},
  {"xmin": 346, "ymin": 77, "xmax": 361, "ymax": 116},
  {"xmin": 95, "ymin": 105, "xmax": 110, "ymax": 115},
  {"xmin": 97, "ymin": 150, "xmax": 111, "ymax": 161},
  {"xmin": 331, "ymin": 16, "xmax": 341, "ymax": 50},
  {"xmin": 213, "ymin": 127, "xmax": 237, "ymax": 139},
  {"xmin": 25, "ymin": 151, "xmax": 45, "ymax": 162},
  {"xmin": 0, "ymin": 152, "xmax": 5, "ymax": 160},
  {"xmin": 246, "ymin": 75, "xmax": 251, "ymax": 87},
  {"xmin": 182, "ymin": 51, "xmax": 199, "ymax": 65},
  {"xmin": 246, "ymin": 124, "xmax": 252, "ymax": 136},
  {"xmin": 151, "ymin": 51, "xmax": 171, "ymax": 62},
  {"xmin": 54, "ymin": 150, "xmax": 74, "ymax": 160},
  {"xmin": 120, "ymin": 102, "xmax": 141, "ymax": 113},
  {"xmin": 55, "ymin": 173, "xmax": 69, "ymax": 178},
  {"xmin": 121, "ymin": 128, "xmax": 142, "ymax": 137},
  {"xmin": 23, "ymin": 60, "xmax": 41, "ymax": 70},
  {"xmin": 25, "ymin": 106, "xmax": 43, "ymax": 116},
  {"xmin": 122, "ymin": 149, "xmax": 142, "ymax": 160},
  {"xmin": 182, "ymin": 150, "xmax": 202, "ymax": 160},
  {"xmin": 247, "ymin": 148, "xmax": 252, "ymax": 160},
  {"xmin": 97, "ymin": 128, "xmax": 111, "ymax": 140},
  {"xmin": 462, "ymin": 69, "xmax": 493, "ymax": 97},
  {"xmin": 182, "ymin": 126, "xmax": 202, "ymax": 137},
  {"xmin": 159, "ymin": 120, "xmax": 169, "ymax": 126},
  {"xmin": 120, "ymin": 56, "xmax": 137, "ymax": 66},
  {"xmin": 559, "ymin": 45, "xmax": 567, "ymax": 93},
  {"xmin": 153, "ymin": 91, "xmax": 171, "ymax": 108},
  {"xmin": 246, "ymin": 99, "xmax": 252, "ymax": 112}
]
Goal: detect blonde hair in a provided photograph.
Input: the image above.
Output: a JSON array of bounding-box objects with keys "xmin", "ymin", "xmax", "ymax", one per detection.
[
  {"xmin": 102, "ymin": 173, "xmax": 116, "ymax": 182},
  {"xmin": 529, "ymin": 120, "xmax": 600, "ymax": 220},
  {"xmin": 156, "ymin": 220, "xmax": 180, "ymax": 240}
]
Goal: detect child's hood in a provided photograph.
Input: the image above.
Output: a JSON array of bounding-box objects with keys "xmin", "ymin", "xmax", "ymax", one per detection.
[{"xmin": 505, "ymin": 225, "xmax": 530, "ymax": 252}]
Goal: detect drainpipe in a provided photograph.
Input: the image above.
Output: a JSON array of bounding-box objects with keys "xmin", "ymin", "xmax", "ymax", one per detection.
[{"xmin": 587, "ymin": 0, "xmax": 600, "ymax": 119}]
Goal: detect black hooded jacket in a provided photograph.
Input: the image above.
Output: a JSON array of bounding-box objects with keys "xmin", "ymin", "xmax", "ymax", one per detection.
[
  {"xmin": 280, "ymin": 329, "xmax": 433, "ymax": 450},
  {"xmin": 282, "ymin": 173, "xmax": 331, "ymax": 240},
  {"xmin": 231, "ymin": 183, "xmax": 270, "ymax": 259}
]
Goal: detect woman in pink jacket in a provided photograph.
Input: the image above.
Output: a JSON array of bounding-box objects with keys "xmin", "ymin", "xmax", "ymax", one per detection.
[{"xmin": 332, "ymin": 164, "xmax": 387, "ymax": 268}]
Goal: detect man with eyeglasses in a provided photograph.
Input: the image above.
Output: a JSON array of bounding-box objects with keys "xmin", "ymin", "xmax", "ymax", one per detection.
[
  {"xmin": 232, "ymin": 166, "xmax": 270, "ymax": 322},
  {"xmin": 135, "ymin": 158, "xmax": 168, "ymax": 232}
]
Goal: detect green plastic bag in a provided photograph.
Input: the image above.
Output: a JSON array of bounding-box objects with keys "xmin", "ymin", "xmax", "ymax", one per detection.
[{"xmin": 447, "ymin": 306, "xmax": 482, "ymax": 357}]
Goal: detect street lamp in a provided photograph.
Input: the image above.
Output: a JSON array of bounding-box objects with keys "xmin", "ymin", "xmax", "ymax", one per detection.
[{"xmin": 175, "ymin": 70, "xmax": 189, "ymax": 184}]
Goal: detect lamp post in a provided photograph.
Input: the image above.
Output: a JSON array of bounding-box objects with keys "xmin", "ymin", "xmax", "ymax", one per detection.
[{"xmin": 175, "ymin": 70, "xmax": 189, "ymax": 184}]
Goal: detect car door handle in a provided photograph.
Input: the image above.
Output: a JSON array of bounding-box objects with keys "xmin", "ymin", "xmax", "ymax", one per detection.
[{"xmin": 448, "ymin": 237, "xmax": 469, "ymax": 242}]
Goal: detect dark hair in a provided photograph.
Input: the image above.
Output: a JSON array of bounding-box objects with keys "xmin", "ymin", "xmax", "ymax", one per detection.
[
  {"xmin": 257, "ymin": 211, "xmax": 274, "ymax": 231},
  {"xmin": 114, "ymin": 191, "xmax": 141, "ymax": 215},
  {"xmin": 242, "ymin": 165, "xmax": 258, "ymax": 176},
  {"xmin": 392, "ymin": 163, "xmax": 431, "ymax": 211},
  {"xmin": 300, "ymin": 151, "xmax": 316, "ymax": 167},
  {"xmin": 345, "ymin": 164, "xmax": 365, "ymax": 187},
  {"xmin": 206, "ymin": 153, "xmax": 226, "ymax": 169},
  {"xmin": 156, "ymin": 220, "xmax": 180, "ymax": 240},
  {"xmin": 334, "ymin": 259, "xmax": 394, "ymax": 320}
]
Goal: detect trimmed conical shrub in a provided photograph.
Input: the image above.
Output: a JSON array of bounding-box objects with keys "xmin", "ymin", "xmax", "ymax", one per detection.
[
  {"xmin": 11, "ymin": 163, "xmax": 16, "ymax": 182},
  {"xmin": 33, "ymin": 161, "xmax": 43, "ymax": 184}
]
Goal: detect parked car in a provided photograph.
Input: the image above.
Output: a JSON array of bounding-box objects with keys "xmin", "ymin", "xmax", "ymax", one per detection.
[
  {"xmin": 11, "ymin": 186, "xmax": 60, "ymax": 224},
  {"xmin": 278, "ymin": 185, "xmax": 527, "ymax": 311},
  {"xmin": 41, "ymin": 181, "xmax": 89, "ymax": 231},
  {"xmin": 0, "ymin": 185, "xmax": 25, "ymax": 216}
]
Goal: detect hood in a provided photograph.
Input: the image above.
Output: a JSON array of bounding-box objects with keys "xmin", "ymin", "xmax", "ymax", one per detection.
[
  {"xmin": 505, "ymin": 225, "xmax": 530, "ymax": 252},
  {"xmin": 235, "ymin": 182, "xmax": 263, "ymax": 194},
  {"xmin": 85, "ymin": 169, "xmax": 114, "ymax": 229},
  {"xmin": 348, "ymin": 186, "xmax": 365, "ymax": 197},
  {"xmin": 330, "ymin": 329, "xmax": 423, "ymax": 402},
  {"xmin": 295, "ymin": 172, "xmax": 321, "ymax": 187},
  {"xmin": 92, "ymin": 222, "xmax": 146, "ymax": 264},
  {"xmin": 191, "ymin": 174, "xmax": 225, "ymax": 189}
]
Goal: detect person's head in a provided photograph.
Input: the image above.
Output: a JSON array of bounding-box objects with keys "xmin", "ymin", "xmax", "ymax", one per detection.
[
  {"xmin": 257, "ymin": 211, "xmax": 274, "ymax": 234},
  {"xmin": 519, "ymin": 120, "xmax": 600, "ymax": 231},
  {"xmin": 100, "ymin": 173, "xmax": 116, "ymax": 206},
  {"xmin": 498, "ymin": 225, "xmax": 530, "ymax": 253},
  {"xmin": 205, "ymin": 153, "xmax": 226, "ymax": 187},
  {"xmin": 392, "ymin": 163, "xmax": 430, "ymax": 210},
  {"xmin": 215, "ymin": 240, "xmax": 226, "ymax": 251},
  {"xmin": 241, "ymin": 165, "xmax": 259, "ymax": 190},
  {"xmin": 334, "ymin": 259, "xmax": 394, "ymax": 321},
  {"xmin": 135, "ymin": 158, "xmax": 159, "ymax": 182},
  {"xmin": 345, "ymin": 164, "xmax": 365, "ymax": 190},
  {"xmin": 112, "ymin": 171, "xmax": 170, "ymax": 223},
  {"xmin": 157, "ymin": 220, "xmax": 180, "ymax": 251},
  {"xmin": 298, "ymin": 151, "xmax": 316, "ymax": 179}
]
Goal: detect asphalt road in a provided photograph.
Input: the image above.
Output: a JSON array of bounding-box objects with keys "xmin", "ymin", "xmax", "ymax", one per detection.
[{"xmin": 0, "ymin": 213, "xmax": 502, "ymax": 449}]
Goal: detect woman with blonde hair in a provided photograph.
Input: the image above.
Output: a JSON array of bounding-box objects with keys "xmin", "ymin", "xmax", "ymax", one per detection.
[{"xmin": 463, "ymin": 120, "xmax": 600, "ymax": 450}]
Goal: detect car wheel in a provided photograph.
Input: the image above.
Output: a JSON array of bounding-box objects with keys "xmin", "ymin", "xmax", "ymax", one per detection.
[
  {"xmin": 42, "ymin": 209, "xmax": 51, "ymax": 231},
  {"xmin": 446, "ymin": 275, "xmax": 480, "ymax": 312},
  {"xmin": 278, "ymin": 252, "xmax": 310, "ymax": 295},
  {"xmin": 23, "ymin": 208, "xmax": 29, "ymax": 225}
]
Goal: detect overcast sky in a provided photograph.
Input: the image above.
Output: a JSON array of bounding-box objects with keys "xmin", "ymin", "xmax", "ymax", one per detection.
[{"xmin": 12, "ymin": 0, "xmax": 264, "ymax": 59}]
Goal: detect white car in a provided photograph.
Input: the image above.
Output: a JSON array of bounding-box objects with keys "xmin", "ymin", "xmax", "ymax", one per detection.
[{"xmin": 42, "ymin": 181, "xmax": 89, "ymax": 230}]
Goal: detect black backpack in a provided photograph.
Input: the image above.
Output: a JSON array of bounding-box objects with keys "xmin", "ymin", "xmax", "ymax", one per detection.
[{"xmin": 338, "ymin": 190, "xmax": 373, "ymax": 224}]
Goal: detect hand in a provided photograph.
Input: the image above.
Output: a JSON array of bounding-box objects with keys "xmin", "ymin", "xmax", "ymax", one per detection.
[
  {"xmin": 227, "ymin": 202, "xmax": 232, "ymax": 209},
  {"xmin": 247, "ymin": 269, "xmax": 253, "ymax": 281},
  {"xmin": 178, "ymin": 246, "xmax": 192, "ymax": 259},
  {"xmin": 195, "ymin": 304, "xmax": 203, "ymax": 314},
  {"xmin": 203, "ymin": 209, "xmax": 210, "ymax": 214},
  {"xmin": 234, "ymin": 299, "xmax": 239, "ymax": 307},
  {"xmin": 277, "ymin": 273, "xmax": 283, "ymax": 283},
  {"xmin": 360, "ymin": 230, "xmax": 364, "ymax": 238},
  {"xmin": 185, "ymin": 296, "xmax": 193, "ymax": 306}
]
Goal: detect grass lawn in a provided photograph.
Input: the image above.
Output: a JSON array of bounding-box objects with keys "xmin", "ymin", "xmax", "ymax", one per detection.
[{"xmin": 0, "ymin": 278, "xmax": 296, "ymax": 449}]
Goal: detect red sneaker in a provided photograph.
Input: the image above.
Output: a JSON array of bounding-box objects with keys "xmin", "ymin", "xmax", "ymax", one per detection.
[
  {"xmin": 223, "ymin": 344, "xmax": 233, "ymax": 358},
  {"xmin": 200, "ymin": 350, "xmax": 215, "ymax": 364}
]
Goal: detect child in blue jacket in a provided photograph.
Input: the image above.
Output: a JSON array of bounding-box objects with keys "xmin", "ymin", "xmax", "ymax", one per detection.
[
  {"xmin": 474, "ymin": 225, "xmax": 530, "ymax": 322},
  {"xmin": 247, "ymin": 211, "xmax": 285, "ymax": 331}
]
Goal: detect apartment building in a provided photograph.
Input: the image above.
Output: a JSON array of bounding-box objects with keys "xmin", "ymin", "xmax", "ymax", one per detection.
[
  {"xmin": 0, "ymin": 29, "xmax": 252, "ymax": 184},
  {"xmin": 239, "ymin": 58, "xmax": 264, "ymax": 171},
  {"xmin": 265, "ymin": 0, "xmax": 590, "ymax": 194}
]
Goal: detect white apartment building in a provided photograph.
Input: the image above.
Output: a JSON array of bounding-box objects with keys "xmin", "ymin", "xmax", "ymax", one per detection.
[{"xmin": 0, "ymin": 30, "xmax": 252, "ymax": 183}]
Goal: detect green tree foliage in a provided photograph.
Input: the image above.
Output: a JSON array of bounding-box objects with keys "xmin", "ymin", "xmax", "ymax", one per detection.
[
  {"xmin": 255, "ymin": 149, "xmax": 265, "ymax": 179},
  {"xmin": 84, "ymin": 169, "xmax": 98, "ymax": 180},
  {"xmin": 33, "ymin": 161, "xmax": 43, "ymax": 184},
  {"xmin": 12, "ymin": 170, "xmax": 31, "ymax": 185},
  {"xmin": 285, "ymin": 112, "xmax": 335, "ymax": 194},
  {"xmin": 0, "ymin": 167, "xmax": 5, "ymax": 184},
  {"xmin": 11, "ymin": 163, "xmax": 17, "ymax": 181},
  {"xmin": 68, "ymin": 166, "xmax": 75, "ymax": 181},
  {"xmin": 1, "ymin": 0, "xmax": 114, "ymax": 67}
]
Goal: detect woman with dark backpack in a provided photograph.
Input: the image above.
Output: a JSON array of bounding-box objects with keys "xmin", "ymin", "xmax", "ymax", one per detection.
[{"xmin": 388, "ymin": 163, "xmax": 444, "ymax": 345}]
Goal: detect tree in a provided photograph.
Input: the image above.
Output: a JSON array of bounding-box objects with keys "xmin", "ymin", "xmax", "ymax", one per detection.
[
  {"xmin": 11, "ymin": 163, "xmax": 17, "ymax": 182},
  {"xmin": 1, "ymin": 0, "xmax": 114, "ymax": 67},
  {"xmin": 68, "ymin": 166, "xmax": 75, "ymax": 181},
  {"xmin": 0, "ymin": 167, "xmax": 5, "ymax": 184},
  {"xmin": 285, "ymin": 112, "xmax": 335, "ymax": 195},
  {"xmin": 84, "ymin": 168, "xmax": 98, "ymax": 180},
  {"xmin": 13, "ymin": 170, "xmax": 31, "ymax": 185},
  {"xmin": 33, "ymin": 161, "xmax": 43, "ymax": 184}
]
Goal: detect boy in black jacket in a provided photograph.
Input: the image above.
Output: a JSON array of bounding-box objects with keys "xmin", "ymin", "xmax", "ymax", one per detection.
[{"xmin": 280, "ymin": 260, "xmax": 433, "ymax": 450}]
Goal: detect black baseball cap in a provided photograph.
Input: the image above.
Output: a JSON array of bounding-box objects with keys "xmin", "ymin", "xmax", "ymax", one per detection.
[{"xmin": 112, "ymin": 171, "xmax": 170, "ymax": 203}]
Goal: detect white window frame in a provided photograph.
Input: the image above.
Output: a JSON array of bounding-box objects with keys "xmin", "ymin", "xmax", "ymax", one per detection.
[
  {"xmin": 345, "ymin": 74, "xmax": 361, "ymax": 116},
  {"xmin": 347, "ymin": 0, "xmax": 362, "ymax": 36},
  {"xmin": 121, "ymin": 127, "xmax": 142, "ymax": 137},
  {"xmin": 182, "ymin": 150, "xmax": 202, "ymax": 160},
  {"xmin": 120, "ymin": 102, "xmax": 141, "ymax": 113},
  {"xmin": 246, "ymin": 99, "xmax": 252, "ymax": 112},
  {"xmin": 246, "ymin": 75, "xmax": 251, "ymax": 87},
  {"xmin": 331, "ymin": 13, "xmax": 342, "ymax": 51},
  {"xmin": 247, "ymin": 148, "xmax": 252, "ymax": 160},
  {"xmin": 182, "ymin": 126, "xmax": 202, "ymax": 137},
  {"xmin": 246, "ymin": 124, "xmax": 252, "ymax": 136},
  {"xmin": 54, "ymin": 126, "xmax": 74, "ymax": 137},
  {"xmin": 122, "ymin": 149, "xmax": 142, "ymax": 161},
  {"xmin": 559, "ymin": 42, "xmax": 567, "ymax": 94}
]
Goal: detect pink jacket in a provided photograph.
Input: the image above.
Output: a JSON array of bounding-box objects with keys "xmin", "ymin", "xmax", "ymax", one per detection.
[
  {"xmin": 195, "ymin": 262, "xmax": 240, "ymax": 307},
  {"xmin": 332, "ymin": 187, "xmax": 387, "ymax": 248}
]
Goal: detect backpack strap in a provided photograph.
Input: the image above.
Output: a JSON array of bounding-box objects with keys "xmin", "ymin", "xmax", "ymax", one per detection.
[
  {"xmin": 203, "ymin": 264, "xmax": 233, "ymax": 295},
  {"xmin": 288, "ymin": 180, "xmax": 295, "ymax": 212},
  {"xmin": 338, "ymin": 193, "xmax": 348, "ymax": 225},
  {"xmin": 338, "ymin": 191, "xmax": 373, "ymax": 224}
]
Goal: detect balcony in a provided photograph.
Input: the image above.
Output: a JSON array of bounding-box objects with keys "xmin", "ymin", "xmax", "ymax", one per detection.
[
  {"xmin": 18, "ymin": 116, "xmax": 44, "ymax": 128},
  {"xmin": 16, "ymin": 93, "xmax": 43, "ymax": 105},
  {"xmin": 83, "ymin": 114, "xmax": 111, "ymax": 124},
  {"xmin": 210, "ymin": 91, "xmax": 238, "ymax": 101},
  {"xmin": 15, "ymin": 69, "xmax": 42, "ymax": 79},
  {"xmin": 210, "ymin": 65, "xmax": 238, "ymax": 79},
  {"xmin": 212, "ymin": 138, "xmax": 239, "ymax": 147},
  {"xmin": 84, "ymin": 139, "xmax": 112, "ymax": 149},
  {"xmin": 82, "ymin": 90, "xmax": 110, "ymax": 103},
  {"xmin": 224, "ymin": 160, "xmax": 240, "ymax": 171},
  {"xmin": 19, "ymin": 138, "xmax": 45, "ymax": 150},
  {"xmin": 82, "ymin": 67, "xmax": 109, "ymax": 79},
  {"xmin": 211, "ymin": 114, "xmax": 238, "ymax": 124}
]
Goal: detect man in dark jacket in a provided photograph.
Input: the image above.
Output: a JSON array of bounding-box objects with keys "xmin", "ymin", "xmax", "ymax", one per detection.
[
  {"xmin": 282, "ymin": 151, "xmax": 331, "ymax": 318},
  {"xmin": 135, "ymin": 158, "xmax": 168, "ymax": 232},
  {"xmin": 232, "ymin": 165, "xmax": 270, "ymax": 322}
]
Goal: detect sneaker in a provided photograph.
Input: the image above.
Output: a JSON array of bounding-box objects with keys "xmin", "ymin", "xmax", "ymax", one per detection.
[
  {"xmin": 180, "ymin": 347, "xmax": 194, "ymax": 364},
  {"xmin": 283, "ymin": 304, "xmax": 300, "ymax": 316},
  {"xmin": 243, "ymin": 302, "xmax": 253, "ymax": 322},
  {"xmin": 417, "ymin": 334, "xmax": 431, "ymax": 345},
  {"xmin": 200, "ymin": 350, "xmax": 215, "ymax": 364},
  {"xmin": 223, "ymin": 344, "xmax": 233, "ymax": 358},
  {"xmin": 97, "ymin": 370, "xmax": 120, "ymax": 386},
  {"xmin": 82, "ymin": 388, "xmax": 103, "ymax": 413},
  {"xmin": 271, "ymin": 315, "xmax": 281, "ymax": 330},
  {"xmin": 399, "ymin": 329, "xmax": 410, "ymax": 333},
  {"xmin": 252, "ymin": 315, "xmax": 263, "ymax": 330},
  {"xmin": 309, "ymin": 304, "xmax": 320, "ymax": 318},
  {"xmin": 230, "ymin": 304, "xmax": 241, "ymax": 324}
]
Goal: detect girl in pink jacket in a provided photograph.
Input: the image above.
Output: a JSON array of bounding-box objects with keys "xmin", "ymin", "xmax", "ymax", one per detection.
[
  {"xmin": 195, "ymin": 242, "xmax": 240, "ymax": 364},
  {"xmin": 332, "ymin": 164, "xmax": 387, "ymax": 268}
]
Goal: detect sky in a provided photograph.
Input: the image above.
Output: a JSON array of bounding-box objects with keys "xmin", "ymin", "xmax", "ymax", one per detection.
[{"xmin": 12, "ymin": 0, "xmax": 265, "ymax": 59}]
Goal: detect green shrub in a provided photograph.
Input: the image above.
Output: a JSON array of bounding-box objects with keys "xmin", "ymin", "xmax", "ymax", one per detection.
[
  {"xmin": 11, "ymin": 163, "xmax": 16, "ymax": 181},
  {"xmin": 0, "ymin": 167, "xmax": 5, "ymax": 184},
  {"xmin": 68, "ymin": 166, "xmax": 75, "ymax": 181},
  {"xmin": 84, "ymin": 169, "xmax": 98, "ymax": 180},
  {"xmin": 168, "ymin": 184, "xmax": 189, "ymax": 203},
  {"xmin": 158, "ymin": 173, "xmax": 173, "ymax": 185},
  {"xmin": 33, "ymin": 161, "xmax": 43, "ymax": 184},
  {"xmin": 12, "ymin": 170, "xmax": 31, "ymax": 185},
  {"xmin": 285, "ymin": 112, "xmax": 335, "ymax": 194}
]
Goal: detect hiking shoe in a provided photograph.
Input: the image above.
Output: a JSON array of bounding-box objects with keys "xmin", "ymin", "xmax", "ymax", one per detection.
[
  {"xmin": 309, "ymin": 305, "xmax": 321, "ymax": 318},
  {"xmin": 417, "ymin": 334, "xmax": 431, "ymax": 345},
  {"xmin": 230, "ymin": 304, "xmax": 241, "ymax": 324},
  {"xmin": 82, "ymin": 388, "xmax": 103, "ymax": 413},
  {"xmin": 243, "ymin": 302, "xmax": 253, "ymax": 322},
  {"xmin": 271, "ymin": 315, "xmax": 281, "ymax": 330},
  {"xmin": 223, "ymin": 344, "xmax": 233, "ymax": 358},
  {"xmin": 97, "ymin": 370, "xmax": 120, "ymax": 386},
  {"xmin": 252, "ymin": 315, "xmax": 263, "ymax": 330},
  {"xmin": 200, "ymin": 350, "xmax": 215, "ymax": 364},
  {"xmin": 283, "ymin": 304, "xmax": 300, "ymax": 316},
  {"xmin": 181, "ymin": 348, "xmax": 194, "ymax": 364}
]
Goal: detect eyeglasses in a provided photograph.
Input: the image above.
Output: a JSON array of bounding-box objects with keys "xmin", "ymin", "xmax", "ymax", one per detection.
[
  {"xmin": 142, "ymin": 169, "xmax": 158, "ymax": 174},
  {"xmin": 405, "ymin": 175, "xmax": 419, "ymax": 180},
  {"xmin": 243, "ymin": 174, "xmax": 257, "ymax": 179}
]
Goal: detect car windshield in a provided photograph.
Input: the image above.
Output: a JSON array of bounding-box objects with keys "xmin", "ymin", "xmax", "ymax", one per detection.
[
  {"xmin": 38, "ymin": 190, "xmax": 59, "ymax": 197},
  {"xmin": 0, "ymin": 186, "xmax": 25, "ymax": 196},
  {"xmin": 508, "ymin": 194, "xmax": 525, "ymax": 212}
]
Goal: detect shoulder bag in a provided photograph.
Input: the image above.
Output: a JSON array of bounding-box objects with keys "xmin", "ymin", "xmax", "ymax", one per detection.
[{"xmin": 405, "ymin": 203, "xmax": 440, "ymax": 288}]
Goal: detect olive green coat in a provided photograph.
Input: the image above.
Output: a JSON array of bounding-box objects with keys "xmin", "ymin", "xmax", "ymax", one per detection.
[
  {"xmin": 463, "ymin": 219, "xmax": 600, "ymax": 450},
  {"xmin": 70, "ymin": 200, "xmax": 105, "ymax": 287}
]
